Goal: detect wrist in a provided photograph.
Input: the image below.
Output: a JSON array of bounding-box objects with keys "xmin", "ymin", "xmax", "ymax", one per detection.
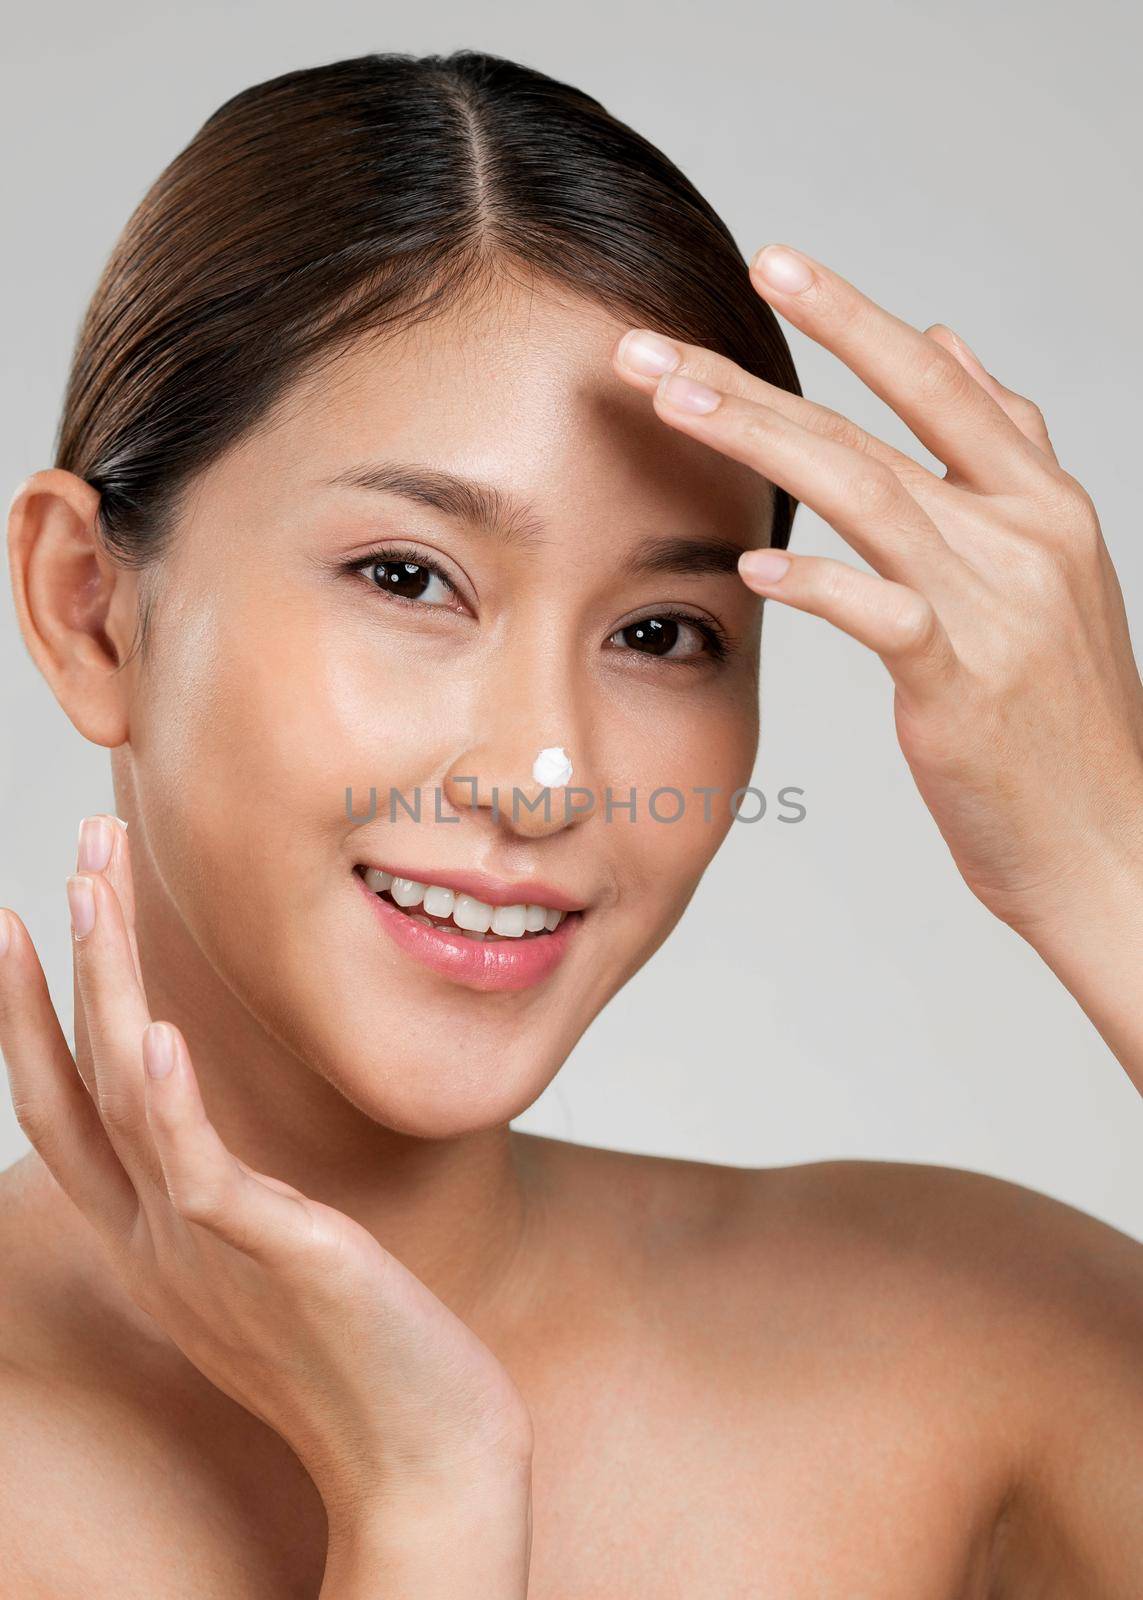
[
  {"xmin": 1009, "ymin": 823, "xmax": 1143, "ymax": 952},
  {"xmin": 1008, "ymin": 817, "xmax": 1143, "ymax": 1085},
  {"xmin": 321, "ymin": 1467, "xmax": 533, "ymax": 1600}
]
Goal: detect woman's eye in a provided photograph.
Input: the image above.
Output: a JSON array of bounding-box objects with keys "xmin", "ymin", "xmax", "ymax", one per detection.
[
  {"xmin": 354, "ymin": 552, "xmax": 456, "ymax": 607},
  {"xmin": 608, "ymin": 614, "xmax": 725, "ymax": 664},
  {"xmin": 344, "ymin": 555, "xmax": 727, "ymax": 665}
]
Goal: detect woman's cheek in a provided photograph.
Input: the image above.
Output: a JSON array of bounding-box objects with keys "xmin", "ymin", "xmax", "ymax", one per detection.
[{"xmin": 603, "ymin": 677, "xmax": 760, "ymax": 934}]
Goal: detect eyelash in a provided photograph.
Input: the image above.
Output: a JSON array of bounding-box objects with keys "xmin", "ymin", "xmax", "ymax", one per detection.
[{"xmin": 342, "ymin": 543, "xmax": 731, "ymax": 666}]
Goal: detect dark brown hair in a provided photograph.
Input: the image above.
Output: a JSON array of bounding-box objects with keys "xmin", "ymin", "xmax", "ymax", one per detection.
[{"xmin": 54, "ymin": 48, "xmax": 802, "ymax": 657}]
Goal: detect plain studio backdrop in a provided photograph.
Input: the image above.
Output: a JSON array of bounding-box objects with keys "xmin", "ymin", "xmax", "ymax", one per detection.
[{"xmin": 2, "ymin": 0, "xmax": 1140, "ymax": 1239}]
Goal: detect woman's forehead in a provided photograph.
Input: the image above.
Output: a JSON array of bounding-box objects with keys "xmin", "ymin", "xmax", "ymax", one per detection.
[{"xmin": 195, "ymin": 277, "xmax": 772, "ymax": 549}]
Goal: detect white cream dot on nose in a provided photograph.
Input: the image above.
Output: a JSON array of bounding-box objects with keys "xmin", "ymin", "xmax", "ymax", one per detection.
[{"xmin": 532, "ymin": 746, "xmax": 573, "ymax": 788}]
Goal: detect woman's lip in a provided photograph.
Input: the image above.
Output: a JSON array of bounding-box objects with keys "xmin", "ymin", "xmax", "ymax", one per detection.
[{"xmin": 353, "ymin": 869, "xmax": 582, "ymax": 992}]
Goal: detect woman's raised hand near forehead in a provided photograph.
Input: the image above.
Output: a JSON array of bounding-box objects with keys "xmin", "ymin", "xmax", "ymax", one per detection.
[
  {"xmin": 0, "ymin": 818, "xmax": 534, "ymax": 1594},
  {"xmin": 612, "ymin": 244, "xmax": 1143, "ymax": 1089}
]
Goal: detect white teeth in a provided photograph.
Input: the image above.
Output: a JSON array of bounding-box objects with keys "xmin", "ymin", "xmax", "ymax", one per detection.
[
  {"xmin": 452, "ymin": 893, "xmax": 493, "ymax": 933},
  {"xmin": 422, "ymin": 885, "xmax": 456, "ymax": 918},
  {"xmin": 390, "ymin": 877, "xmax": 425, "ymax": 908},
  {"xmin": 362, "ymin": 868, "xmax": 571, "ymax": 937},
  {"xmin": 490, "ymin": 904, "xmax": 527, "ymax": 938}
]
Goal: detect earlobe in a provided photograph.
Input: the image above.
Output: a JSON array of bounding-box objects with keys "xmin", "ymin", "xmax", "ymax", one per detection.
[{"xmin": 7, "ymin": 467, "xmax": 135, "ymax": 749}]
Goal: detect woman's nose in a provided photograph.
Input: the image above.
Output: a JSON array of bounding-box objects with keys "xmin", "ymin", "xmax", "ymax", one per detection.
[{"xmin": 441, "ymin": 736, "xmax": 592, "ymax": 840}]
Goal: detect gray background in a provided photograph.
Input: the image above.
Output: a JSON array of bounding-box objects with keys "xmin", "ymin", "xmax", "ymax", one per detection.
[{"xmin": 3, "ymin": 0, "xmax": 1140, "ymax": 1237}]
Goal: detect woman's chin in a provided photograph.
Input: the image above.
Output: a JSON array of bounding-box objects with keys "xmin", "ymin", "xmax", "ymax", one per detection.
[
  {"xmin": 289, "ymin": 985, "xmax": 564, "ymax": 1136},
  {"xmin": 323, "ymin": 1045, "xmax": 555, "ymax": 1139}
]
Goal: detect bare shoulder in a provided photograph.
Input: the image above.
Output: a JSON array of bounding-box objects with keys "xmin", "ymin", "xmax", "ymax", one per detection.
[
  {"xmin": 720, "ymin": 1156, "xmax": 1143, "ymax": 1598},
  {"xmin": 0, "ymin": 1153, "xmax": 324, "ymax": 1599},
  {"xmin": 0, "ymin": 1156, "xmax": 160, "ymax": 1590},
  {"xmin": 522, "ymin": 1130, "xmax": 1139, "ymax": 1324},
  {"xmin": 734, "ymin": 1151, "xmax": 1140, "ymax": 1270},
  {"xmin": 0, "ymin": 1339, "xmax": 286, "ymax": 1600},
  {"xmin": 716, "ymin": 1153, "xmax": 1143, "ymax": 1386},
  {"xmin": 527, "ymin": 1140, "xmax": 1093, "ymax": 1587},
  {"xmin": 0, "ymin": 1158, "xmax": 115, "ymax": 1590},
  {"xmin": 716, "ymin": 1151, "xmax": 1141, "ymax": 1300}
]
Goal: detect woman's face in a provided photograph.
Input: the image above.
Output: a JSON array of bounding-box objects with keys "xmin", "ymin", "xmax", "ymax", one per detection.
[{"xmin": 126, "ymin": 272, "xmax": 770, "ymax": 1135}]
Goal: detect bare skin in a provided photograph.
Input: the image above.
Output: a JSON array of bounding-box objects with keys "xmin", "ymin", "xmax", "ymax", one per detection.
[
  {"xmin": 0, "ymin": 1137, "xmax": 1138, "ymax": 1598},
  {"xmin": 1, "ymin": 248, "xmax": 1141, "ymax": 1595}
]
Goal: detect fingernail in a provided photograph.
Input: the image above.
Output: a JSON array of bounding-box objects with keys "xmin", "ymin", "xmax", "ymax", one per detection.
[
  {"xmin": 113, "ymin": 816, "xmax": 128, "ymax": 831},
  {"xmin": 948, "ymin": 330, "xmax": 992, "ymax": 376},
  {"xmin": 144, "ymin": 1022, "xmax": 176, "ymax": 1079},
  {"xmin": 66, "ymin": 875, "xmax": 96, "ymax": 939},
  {"xmin": 77, "ymin": 816, "xmax": 113, "ymax": 873},
  {"xmin": 739, "ymin": 548, "xmax": 791, "ymax": 585},
  {"xmin": 657, "ymin": 373, "xmax": 721, "ymax": 414},
  {"xmin": 750, "ymin": 245, "xmax": 815, "ymax": 294},
  {"xmin": 617, "ymin": 329, "xmax": 681, "ymax": 378},
  {"xmin": 0, "ymin": 911, "xmax": 10, "ymax": 959},
  {"xmin": 950, "ymin": 330, "xmax": 980, "ymax": 360}
]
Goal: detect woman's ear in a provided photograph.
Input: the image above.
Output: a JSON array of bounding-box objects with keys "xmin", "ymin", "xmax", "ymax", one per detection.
[{"xmin": 7, "ymin": 468, "xmax": 139, "ymax": 748}]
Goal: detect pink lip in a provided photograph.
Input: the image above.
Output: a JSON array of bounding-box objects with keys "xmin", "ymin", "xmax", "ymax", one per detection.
[
  {"xmin": 353, "ymin": 869, "xmax": 582, "ymax": 992},
  {"xmin": 355, "ymin": 857, "xmax": 588, "ymax": 912}
]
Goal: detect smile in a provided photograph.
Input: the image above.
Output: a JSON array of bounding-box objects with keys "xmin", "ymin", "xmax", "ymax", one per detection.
[
  {"xmin": 352, "ymin": 864, "xmax": 584, "ymax": 992},
  {"xmin": 359, "ymin": 865, "xmax": 569, "ymax": 940}
]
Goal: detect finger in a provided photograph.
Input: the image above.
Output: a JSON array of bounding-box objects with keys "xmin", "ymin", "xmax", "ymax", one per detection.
[
  {"xmin": 650, "ymin": 373, "xmax": 970, "ymax": 594},
  {"xmin": 72, "ymin": 817, "xmax": 144, "ymax": 1105},
  {"xmin": 142, "ymin": 1021, "xmax": 311, "ymax": 1260},
  {"xmin": 748, "ymin": 244, "xmax": 1053, "ymax": 495},
  {"xmin": 923, "ymin": 325, "xmax": 1060, "ymax": 465},
  {"xmin": 233, "ymin": 1154, "xmax": 311, "ymax": 1199},
  {"xmin": 736, "ymin": 548, "xmax": 960, "ymax": 705},
  {"xmin": 67, "ymin": 869, "xmax": 164, "ymax": 1195},
  {"xmin": 77, "ymin": 815, "xmax": 145, "ymax": 992},
  {"xmin": 612, "ymin": 326, "xmax": 936, "ymax": 491},
  {"xmin": 0, "ymin": 907, "xmax": 138, "ymax": 1237}
]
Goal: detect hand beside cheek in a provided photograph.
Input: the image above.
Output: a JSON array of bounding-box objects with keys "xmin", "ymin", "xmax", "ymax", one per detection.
[{"xmin": 0, "ymin": 818, "xmax": 535, "ymax": 1519}]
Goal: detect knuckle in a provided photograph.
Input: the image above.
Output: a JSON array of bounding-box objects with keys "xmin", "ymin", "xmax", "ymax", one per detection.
[
  {"xmin": 170, "ymin": 1163, "xmax": 241, "ymax": 1229},
  {"xmin": 740, "ymin": 407, "xmax": 781, "ymax": 449},
  {"xmin": 817, "ymin": 561, "xmax": 855, "ymax": 608},
  {"xmin": 815, "ymin": 405, "xmax": 870, "ymax": 455},
  {"xmin": 915, "ymin": 345, "xmax": 974, "ymax": 408},
  {"xmin": 1007, "ymin": 390, "xmax": 1047, "ymax": 428},
  {"xmin": 890, "ymin": 594, "xmax": 938, "ymax": 652},
  {"xmin": 686, "ymin": 349, "xmax": 737, "ymax": 391},
  {"xmin": 1028, "ymin": 469, "xmax": 1102, "ymax": 555},
  {"xmin": 852, "ymin": 467, "xmax": 904, "ymax": 519},
  {"xmin": 171, "ymin": 1182, "xmax": 227, "ymax": 1227},
  {"xmin": 1017, "ymin": 541, "xmax": 1070, "ymax": 603},
  {"xmin": 11, "ymin": 1092, "xmax": 54, "ymax": 1148},
  {"xmin": 96, "ymin": 1084, "xmax": 140, "ymax": 1131},
  {"xmin": 1048, "ymin": 467, "xmax": 1097, "ymax": 518}
]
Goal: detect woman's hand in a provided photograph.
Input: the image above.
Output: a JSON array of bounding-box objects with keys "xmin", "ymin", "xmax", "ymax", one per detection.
[
  {"xmin": 611, "ymin": 244, "xmax": 1143, "ymax": 1083},
  {"xmin": 0, "ymin": 815, "xmax": 534, "ymax": 1585}
]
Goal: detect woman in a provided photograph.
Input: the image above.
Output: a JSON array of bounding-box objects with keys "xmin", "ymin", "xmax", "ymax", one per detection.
[{"xmin": 0, "ymin": 46, "xmax": 1140, "ymax": 1598}]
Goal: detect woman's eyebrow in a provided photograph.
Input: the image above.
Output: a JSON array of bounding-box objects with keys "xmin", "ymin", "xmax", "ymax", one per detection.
[
  {"xmin": 323, "ymin": 460, "xmax": 548, "ymax": 548},
  {"xmin": 323, "ymin": 459, "xmax": 755, "ymax": 576},
  {"xmin": 625, "ymin": 533, "xmax": 753, "ymax": 578}
]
